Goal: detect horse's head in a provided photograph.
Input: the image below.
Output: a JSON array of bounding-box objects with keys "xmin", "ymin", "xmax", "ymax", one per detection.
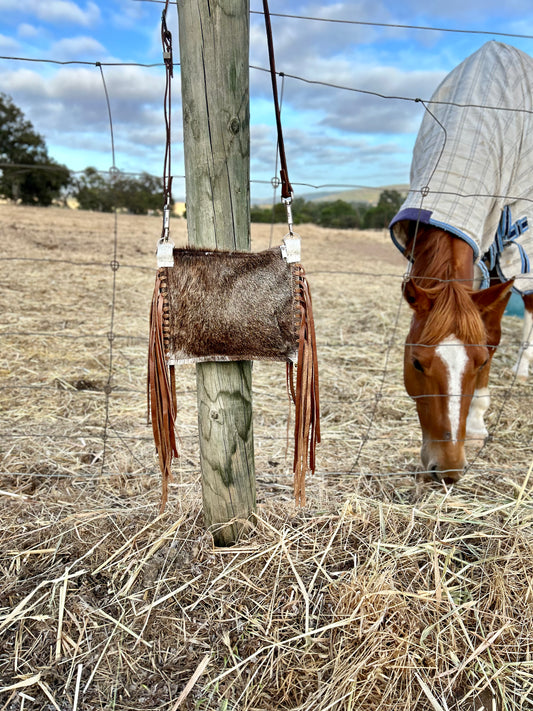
[{"xmin": 403, "ymin": 277, "xmax": 513, "ymax": 483}]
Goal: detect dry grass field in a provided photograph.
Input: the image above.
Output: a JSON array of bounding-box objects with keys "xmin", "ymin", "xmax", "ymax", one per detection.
[{"xmin": 0, "ymin": 204, "xmax": 532, "ymax": 710}]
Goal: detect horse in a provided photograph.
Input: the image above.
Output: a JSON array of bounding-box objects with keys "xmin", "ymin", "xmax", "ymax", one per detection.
[
  {"xmin": 390, "ymin": 41, "xmax": 533, "ymax": 482},
  {"xmin": 400, "ymin": 223, "xmax": 514, "ymax": 482}
]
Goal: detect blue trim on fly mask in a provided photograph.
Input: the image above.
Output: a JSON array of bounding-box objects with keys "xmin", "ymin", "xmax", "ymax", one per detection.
[{"xmin": 483, "ymin": 205, "xmax": 530, "ymax": 288}]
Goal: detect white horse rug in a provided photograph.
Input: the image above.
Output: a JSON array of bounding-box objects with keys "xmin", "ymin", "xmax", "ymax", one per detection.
[{"xmin": 390, "ymin": 41, "xmax": 533, "ymax": 295}]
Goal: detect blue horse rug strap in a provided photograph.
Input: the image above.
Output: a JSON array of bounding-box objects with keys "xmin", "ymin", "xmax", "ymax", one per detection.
[
  {"xmin": 483, "ymin": 205, "xmax": 531, "ymax": 274},
  {"xmin": 484, "ymin": 205, "xmax": 530, "ymax": 284},
  {"xmin": 389, "ymin": 41, "xmax": 533, "ymax": 296}
]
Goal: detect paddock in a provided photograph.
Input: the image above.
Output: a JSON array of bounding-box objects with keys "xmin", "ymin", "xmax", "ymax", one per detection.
[{"xmin": 0, "ymin": 205, "xmax": 532, "ymax": 710}]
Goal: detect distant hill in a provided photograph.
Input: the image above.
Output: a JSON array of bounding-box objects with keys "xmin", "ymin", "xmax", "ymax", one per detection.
[{"xmin": 300, "ymin": 184, "xmax": 409, "ymax": 206}]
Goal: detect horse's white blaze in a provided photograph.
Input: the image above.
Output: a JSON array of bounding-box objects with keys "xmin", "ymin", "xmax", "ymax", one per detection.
[{"xmin": 435, "ymin": 335, "xmax": 467, "ymax": 444}]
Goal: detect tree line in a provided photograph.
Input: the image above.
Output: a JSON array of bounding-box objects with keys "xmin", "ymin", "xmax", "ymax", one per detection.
[
  {"xmin": 251, "ymin": 190, "xmax": 404, "ymax": 230},
  {"xmin": 0, "ymin": 93, "xmax": 404, "ymax": 227}
]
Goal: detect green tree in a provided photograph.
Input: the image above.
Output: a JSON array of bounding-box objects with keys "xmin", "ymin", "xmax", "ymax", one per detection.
[
  {"xmin": 363, "ymin": 190, "xmax": 404, "ymax": 229},
  {"xmin": 378, "ymin": 189, "xmax": 404, "ymax": 212},
  {"xmin": 292, "ymin": 197, "xmax": 320, "ymax": 224},
  {"xmin": 0, "ymin": 93, "xmax": 70, "ymax": 205},
  {"xmin": 251, "ymin": 197, "xmax": 342, "ymax": 226},
  {"xmin": 73, "ymin": 169, "xmax": 166, "ymax": 215},
  {"xmin": 250, "ymin": 201, "xmax": 288, "ymax": 223},
  {"xmin": 316, "ymin": 200, "xmax": 361, "ymax": 229},
  {"xmin": 72, "ymin": 167, "xmax": 115, "ymax": 212},
  {"xmin": 114, "ymin": 172, "xmax": 165, "ymax": 215}
]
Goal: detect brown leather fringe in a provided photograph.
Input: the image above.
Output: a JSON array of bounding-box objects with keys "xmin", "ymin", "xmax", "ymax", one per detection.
[
  {"xmin": 148, "ymin": 269, "xmax": 178, "ymax": 512},
  {"xmin": 287, "ymin": 265, "xmax": 320, "ymax": 506}
]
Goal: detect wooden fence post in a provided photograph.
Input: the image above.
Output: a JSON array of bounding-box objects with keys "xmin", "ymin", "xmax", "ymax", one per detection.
[{"xmin": 177, "ymin": 0, "xmax": 256, "ymax": 545}]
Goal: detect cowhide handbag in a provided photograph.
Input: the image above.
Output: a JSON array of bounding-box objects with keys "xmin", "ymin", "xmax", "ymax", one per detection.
[{"xmin": 148, "ymin": 237, "xmax": 320, "ymax": 510}]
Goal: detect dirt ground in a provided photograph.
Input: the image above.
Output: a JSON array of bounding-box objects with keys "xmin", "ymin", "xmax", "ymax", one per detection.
[{"xmin": 0, "ymin": 205, "xmax": 532, "ymax": 710}]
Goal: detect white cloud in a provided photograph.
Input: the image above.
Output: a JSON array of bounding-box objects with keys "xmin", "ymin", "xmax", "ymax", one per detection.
[
  {"xmin": 49, "ymin": 35, "xmax": 107, "ymax": 60},
  {"xmin": 0, "ymin": 0, "xmax": 101, "ymax": 27},
  {"xmin": 0, "ymin": 64, "xmax": 170, "ymax": 173},
  {"xmin": 110, "ymin": 0, "xmax": 150, "ymax": 29},
  {"xmin": 394, "ymin": 0, "xmax": 533, "ymax": 19},
  {"xmin": 0, "ymin": 32, "xmax": 20, "ymax": 52},
  {"xmin": 17, "ymin": 23, "xmax": 40, "ymax": 39}
]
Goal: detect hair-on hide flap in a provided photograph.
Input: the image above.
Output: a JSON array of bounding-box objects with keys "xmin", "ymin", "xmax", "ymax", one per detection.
[{"xmin": 148, "ymin": 246, "xmax": 320, "ymax": 509}]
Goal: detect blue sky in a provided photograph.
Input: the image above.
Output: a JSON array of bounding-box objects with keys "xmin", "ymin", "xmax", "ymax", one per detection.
[{"xmin": 1, "ymin": 0, "xmax": 533, "ymax": 202}]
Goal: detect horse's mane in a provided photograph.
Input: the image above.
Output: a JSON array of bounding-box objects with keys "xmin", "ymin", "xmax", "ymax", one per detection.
[
  {"xmin": 420, "ymin": 281, "xmax": 486, "ymax": 346},
  {"xmin": 406, "ymin": 224, "xmax": 486, "ymax": 346},
  {"xmin": 407, "ymin": 228, "xmax": 458, "ymax": 285}
]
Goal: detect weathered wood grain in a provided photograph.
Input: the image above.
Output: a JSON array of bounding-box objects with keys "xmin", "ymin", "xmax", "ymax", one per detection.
[{"xmin": 177, "ymin": 0, "xmax": 255, "ymax": 545}]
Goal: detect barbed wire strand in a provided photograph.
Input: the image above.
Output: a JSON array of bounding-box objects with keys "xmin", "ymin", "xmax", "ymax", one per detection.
[
  {"xmin": 3, "ymin": 53, "xmax": 533, "ymax": 118},
  {"xmin": 0, "ymin": 56, "xmax": 165, "ymax": 67},
  {"xmin": 128, "ymin": 1, "xmax": 533, "ymax": 41},
  {"xmin": 248, "ymin": 10, "xmax": 533, "ymax": 42}
]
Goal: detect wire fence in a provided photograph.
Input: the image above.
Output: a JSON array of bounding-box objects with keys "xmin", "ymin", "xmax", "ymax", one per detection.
[{"xmin": 1, "ymin": 7, "xmax": 533, "ymax": 499}]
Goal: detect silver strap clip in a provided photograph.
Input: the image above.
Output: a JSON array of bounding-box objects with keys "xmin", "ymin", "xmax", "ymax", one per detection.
[
  {"xmin": 157, "ymin": 204, "xmax": 174, "ymax": 267},
  {"xmin": 281, "ymin": 235, "xmax": 301, "ymax": 263},
  {"xmin": 157, "ymin": 240, "xmax": 174, "ymax": 268}
]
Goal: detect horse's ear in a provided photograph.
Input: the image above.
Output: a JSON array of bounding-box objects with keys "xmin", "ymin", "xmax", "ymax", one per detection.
[
  {"xmin": 471, "ymin": 279, "xmax": 514, "ymax": 315},
  {"xmin": 471, "ymin": 279, "xmax": 514, "ymax": 345},
  {"xmin": 403, "ymin": 278, "xmax": 432, "ymax": 316}
]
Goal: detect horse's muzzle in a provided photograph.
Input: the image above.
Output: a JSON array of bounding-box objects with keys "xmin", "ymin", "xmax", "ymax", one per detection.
[
  {"xmin": 420, "ymin": 440, "xmax": 466, "ymax": 484},
  {"xmin": 428, "ymin": 464, "xmax": 463, "ymax": 485}
]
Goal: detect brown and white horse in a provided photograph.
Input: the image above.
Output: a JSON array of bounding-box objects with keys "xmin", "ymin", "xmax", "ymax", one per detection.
[
  {"xmin": 401, "ymin": 223, "xmax": 516, "ymax": 482},
  {"xmin": 391, "ymin": 42, "xmax": 533, "ymax": 482}
]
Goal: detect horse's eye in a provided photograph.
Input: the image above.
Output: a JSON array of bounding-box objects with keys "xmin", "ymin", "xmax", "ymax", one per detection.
[
  {"xmin": 480, "ymin": 358, "xmax": 489, "ymax": 370},
  {"xmin": 413, "ymin": 358, "xmax": 424, "ymax": 373}
]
